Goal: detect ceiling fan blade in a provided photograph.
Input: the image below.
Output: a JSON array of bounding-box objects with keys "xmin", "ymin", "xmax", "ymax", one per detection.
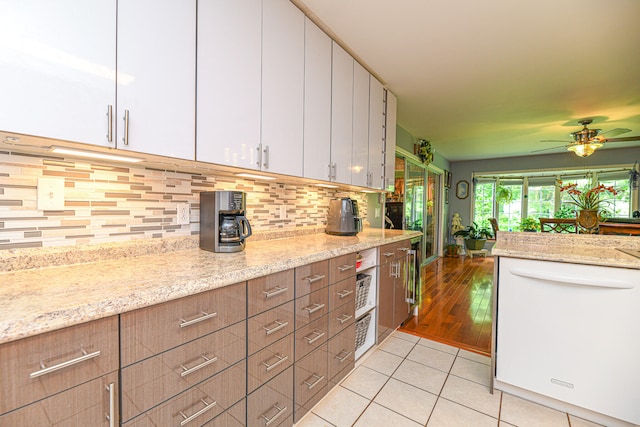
[
  {"xmin": 600, "ymin": 135, "xmax": 640, "ymax": 143},
  {"xmin": 540, "ymin": 139, "xmax": 572, "ymax": 143},
  {"xmin": 532, "ymin": 145, "xmax": 566, "ymax": 153},
  {"xmin": 599, "ymin": 128, "xmax": 631, "ymax": 137}
]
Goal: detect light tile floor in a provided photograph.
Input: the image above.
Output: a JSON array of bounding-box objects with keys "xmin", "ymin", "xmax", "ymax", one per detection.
[{"xmin": 295, "ymin": 331, "xmax": 602, "ymax": 427}]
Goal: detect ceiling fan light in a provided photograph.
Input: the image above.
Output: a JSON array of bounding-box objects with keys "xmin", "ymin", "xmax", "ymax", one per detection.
[{"xmin": 567, "ymin": 142, "xmax": 603, "ymax": 157}]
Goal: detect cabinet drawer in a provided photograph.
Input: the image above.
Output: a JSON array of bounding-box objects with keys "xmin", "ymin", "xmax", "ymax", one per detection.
[
  {"xmin": 0, "ymin": 371, "xmax": 118, "ymax": 426},
  {"xmin": 295, "ymin": 379, "xmax": 328, "ymax": 424},
  {"xmin": 121, "ymin": 321, "xmax": 246, "ymax": 422},
  {"xmin": 379, "ymin": 242, "xmax": 399, "ymax": 264},
  {"xmin": 248, "ymin": 366, "xmax": 294, "ymax": 427},
  {"xmin": 329, "ymin": 253, "xmax": 357, "ymax": 283},
  {"xmin": 0, "ymin": 316, "xmax": 118, "ymax": 415},
  {"xmin": 124, "ymin": 361, "xmax": 246, "ymax": 427},
  {"xmin": 328, "ymin": 323, "xmax": 355, "ymax": 382},
  {"xmin": 248, "ymin": 301, "xmax": 295, "ymax": 356},
  {"xmin": 295, "ymin": 314, "xmax": 328, "ymax": 361},
  {"xmin": 121, "ymin": 282, "xmax": 246, "ymax": 366},
  {"xmin": 294, "ymin": 344, "xmax": 328, "ymax": 413},
  {"xmin": 202, "ymin": 398, "xmax": 246, "ymax": 427},
  {"xmin": 248, "ymin": 269, "xmax": 295, "ymax": 317},
  {"xmin": 248, "ymin": 335, "xmax": 294, "ymax": 393},
  {"xmin": 295, "ymin": 287, "xmax": 329, "ymax": 328},
  {"xmin": 329, "ymin": 276, "xmax": 356, "ymax": 311},
  {"xmin": 295, "ymin": 260, "xmax": 329, "ymax": 297},
  {"xmin": 328, "ymin": 298, "xmax": 356, "ymax": 337}
]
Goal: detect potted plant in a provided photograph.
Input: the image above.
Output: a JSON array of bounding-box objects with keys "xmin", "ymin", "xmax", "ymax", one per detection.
[
  {"xmin": 444, "ymin": 243, "xmax": 460, "ymax": 257},
  {"xmin": 519, "ymin": 217, "xmax": 539, "ymax": 232},
  {"xmin": 453, "ymin": 221, "xmax": 493, "ymax": 250}
]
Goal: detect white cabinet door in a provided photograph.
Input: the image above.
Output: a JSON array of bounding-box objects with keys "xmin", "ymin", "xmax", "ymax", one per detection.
[
  {"xmin": 384, "ymin": 90, "xmax": 398, "ymax": 190},
  {"xmin": 351, "ymin": 62, "xmax": 370, "ymax": 188},
  {"xmin": 117, "ymin": 0, "xmax": 196, "ymax": 160},
  {"xmin": 368, "ymin": 77, "xmax": 385, "ymax": 190},
  {"xmin": 261, "ymin": 0, "xmax": 304, "ymax": 176},
  {"xmin": 331, "ymin": 43, "xmax": 354, "ymax": 185},
  {"xmin": 303, "ymin": 18, "xmax": 332, "ymax": 182},
  {"xmin": 0, "ymin": 0, "xmax": 115, "ymax": 147},
  {"xmin": 196, "ymin": 0, "xmax": 261, "ymax": 169}
]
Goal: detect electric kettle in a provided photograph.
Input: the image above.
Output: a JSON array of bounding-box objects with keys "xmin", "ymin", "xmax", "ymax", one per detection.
[{"xmin": 326, "ymin": 197, "xmax": 362, "ymax": 236}]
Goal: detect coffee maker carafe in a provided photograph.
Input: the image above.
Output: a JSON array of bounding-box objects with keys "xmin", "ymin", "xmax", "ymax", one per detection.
[{"xmin": 200, "ymin": 191, "xmax": 252, "ymax": 253}]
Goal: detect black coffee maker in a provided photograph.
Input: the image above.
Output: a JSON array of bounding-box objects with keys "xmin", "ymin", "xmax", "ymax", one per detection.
[{"xmin": 200, "ymin": 191, "xmax": 252, "ymax": 253}]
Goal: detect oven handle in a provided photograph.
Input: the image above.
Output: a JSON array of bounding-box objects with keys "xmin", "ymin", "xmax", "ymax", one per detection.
[{"xmin": 510, "ymin": 269, "xmax": 633, "ymax": 289}]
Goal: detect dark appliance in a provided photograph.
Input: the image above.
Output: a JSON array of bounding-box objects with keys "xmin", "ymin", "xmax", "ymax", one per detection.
[
  {"xmin": 200, "ymin": 191, "xmax": 252, "ymax": 253},
  {"xmin": 385, "ymin": 202, "xmax": 403, "ymax": 229},
  {"xmin": 326, "ymin": 197, "xmax": 362, "ymax": 236}
]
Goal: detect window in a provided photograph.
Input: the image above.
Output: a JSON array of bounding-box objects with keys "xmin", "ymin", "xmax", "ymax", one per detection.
[{"xmin": 473, "ymin": 181, "xmax": 494, "ymax": 227}]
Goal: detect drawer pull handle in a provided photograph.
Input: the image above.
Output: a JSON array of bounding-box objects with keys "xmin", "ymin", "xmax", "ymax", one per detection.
[
  {"xmin": 263, "ymin": 286, "xmax": 288, "ymax": 298},
  {"xmin": 337, "ymin": 313, "xmax": 353, "ymax": 324},
  {"xmin": 262, "ymin": 354, "xmax": 288, "ymax": 372},
  {"xmin": 263, "ymin": 320, "xmax": 289, "ymax": 336},
  {"xmin": 336, "ymin": 350, "xmax": 353, "ymax": 362},
  {"xmin": 179, "ymin": 398, "xmax": 217, "ymax": 426},
  {"xmin": 305, "ymin": 274, "xmax": 326, "ymax": 283},
  {"xmin": 106, "ymin": 382, "xmax": 116, "ymax": 427},
  {"xmin": 304, "ymin": 330, "xmax": 325, "ymax": 344},
  {"xmin": 337, "ymin": 264, "xmax": 354, "ymax": 272},
  {"xmin": 303, "ymin": 303, "xmax": 325, "ymax": 314},
  {"xmin": 337, "ymin": 289, "xmax": 354, "ymax": 298},
  {"xmin": 179, "ymin": 311, "xmax": 218, "ymax": 328},
  {"xmin": 399, "ymin": 247, "xmax": 410, "ymax": 252},
  {"xmin": 383, "ymin": 252, "xmax": 395, "ymax": 257},
  {"xmin": 30, "ymin": 348, "xmax": 101, "ymax": 379},
  {"xmin": 261, "ymin": 403, "xmax": 287, "ymax": 426},
  {"xmin": 304, "ymin": 373, "xmax": 325, "ymax": 390},
  {"xmin": 180, "ymin": 355, "xmax": 218, "ymax": 377}
]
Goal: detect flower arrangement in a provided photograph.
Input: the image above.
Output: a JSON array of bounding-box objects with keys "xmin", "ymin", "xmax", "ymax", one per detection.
[{"xmin": 558, "ymin": 181, "xmax": 618, "ymax": 211}]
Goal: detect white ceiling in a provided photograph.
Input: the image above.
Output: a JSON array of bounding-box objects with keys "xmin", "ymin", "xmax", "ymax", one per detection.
[{"xmin": 293, "ymin": 0, "xmax": 640, "ymax": 161}]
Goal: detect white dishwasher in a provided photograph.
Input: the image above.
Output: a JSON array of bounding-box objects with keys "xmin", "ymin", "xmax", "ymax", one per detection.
[{"xmin": 495, "ymin": 257, "xmax": 639, "ymax": 426}]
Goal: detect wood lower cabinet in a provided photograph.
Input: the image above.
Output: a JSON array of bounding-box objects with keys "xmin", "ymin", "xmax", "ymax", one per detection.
[
  {"xmin": 248, "ymin": 366, "xmax": 294, "ymax": 427},
  {"xmin": 248, "ymin": 301, "xmax": 295, "ymax": 356},
  {"xmin": 328, "ymin": 323, "xmax": 356, "ymax": 387},
  {"xmin": 294, "ymin": 344, "xmax": 328, "ymax": 423},
  {"xmin": 248, "ymin": 269, "xmax": 295, "ymax": 317},
  {"xmin": 247, "ymin": 335, "xmax": 294, "ymax": 394},
  {"xmin": 377, "ymin": 240, "xmax": 412, "ymax": 343},
  {"xmin": 202, "ymin": 398, "xmax": 247, "ymax": 427}
]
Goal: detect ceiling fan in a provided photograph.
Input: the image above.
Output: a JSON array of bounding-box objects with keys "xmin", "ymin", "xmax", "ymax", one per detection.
[{"xmin": 536, "ymin": 119, "xmax": 640, "ymax": 157}]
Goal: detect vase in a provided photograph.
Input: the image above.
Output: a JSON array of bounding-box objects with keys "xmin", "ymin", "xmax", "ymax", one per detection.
[{"xmin": 577, "ymin": 209, "xmax": 598, "ymax": 233}]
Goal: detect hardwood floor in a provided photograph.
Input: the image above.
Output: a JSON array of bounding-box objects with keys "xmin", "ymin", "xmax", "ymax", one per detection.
[{"xmin": 400, "ymin": 255, "xmax": 493, "ymax": 356}]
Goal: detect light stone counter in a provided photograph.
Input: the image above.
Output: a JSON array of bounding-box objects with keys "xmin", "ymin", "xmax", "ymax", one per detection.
[
  {"xmin": 0, "ymin": 228, "xmax": 420, "ymax": 345},
  {"xmin": 492, "ymin": 231, "xmax": 640, "ymax": 269}
]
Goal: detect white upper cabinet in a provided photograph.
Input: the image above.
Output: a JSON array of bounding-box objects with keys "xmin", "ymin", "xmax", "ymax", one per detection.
[
  {"xmin": 0, "ymin": 0, "xmax": 115, "ymax": 147},
  {"xmin": 351, "ymin": 62, "xmax": 370, "ymax": 188},
  {"xmin": 303, "ymin": 18, "xmax": 332, "ymax": 182},
  {"xmin": 261, "ymin": 0, "xmax": 304, "ymax": 176},
  {"xmin": 331, "ymin": 43, "xmax": 354, "ymax": 185},
  {"xmin": 196, "ymin": 0, "xmax": 261, "ymax": 169},
  {"xmin": 116, "ymin": 0, "xmax": 196, "ymax": 160},
  {"xmin": 384, "ymin": 90, "xmax": 398, "ymax": 190},
  {"xmin": 368, "ymin": 77, "xmax": 385, "ymax": 189}
]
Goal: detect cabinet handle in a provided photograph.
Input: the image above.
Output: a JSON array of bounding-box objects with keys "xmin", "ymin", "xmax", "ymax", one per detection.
[
  {"xmin": 337, "ymin": 289, "xmax": 354, "ymax": 298},
  {"xmin": 303, "ymin": 330, "xmax": 325, "ymax": 344},
  {"xmin": 179, "ymin": 311, "xmax": 218, "ymax": 328},
  {"xmin": 390, "ymin": 262, "xmax": 401, "ymax": 279},
  {"xmin": 30, "ymin": 348, "xmax": 101, "ymax": 379},
  {"xmin": 263, "ymin": 145, "xmax": 269, "ymax": 169},
  {"xmin": 122, "ymin": 109, "xmax": 129, "ymax": 146},
  {"xmin": 262, "ymin": 354, "xmax": 288, "ymax": 372},
  {"xmin": 179, "ymin": 398, "xmax": 217, "ymax": 426},
  {"xmin": 180, "ymin": 355, "xmax": 218, "ymax": 377},
  {"xmin": 336, "ymin": 350, "xmax": 352, "ymax": 362},
  {"xmin": 337, "ymin": 313, "xmax": 353, "ymax": 324},
  {"xmin": 337, "ymin": 264, "xmax": 354, "ymax": 272},
  {"xmin": 399, "ymin": 247, "xmax": 410, "ymax": 252},
  {"xmin": 303, "ymin": 303, "xmax": 325, "ymax": 314},
  {"xmin": 260, "ymin": 403, "xmax": 287, "ymax": 426},
  {"xmin": 105, "ymin": 382, "xmax": 116, "ymax": 427},
  {"xmin": 383, "ymin": 252, "xmax": 395, "ymax": 257},
  {"xmin": 106, "ymin": 105, "xmax": 113, "ymax": 143},
  {"xmin": 304, "ymin": 374, "xmax": 325, "ymax": 390},
  {"xmin": 305, "ymin": 274, "xmax": 326, "ymax": 283},
  {"xmin": 263, "ymin": 320, "xmax": 289, "ymax": 335},
  {"xmin": 327, "ymin": 164, "xmax": 333, "ymax": 180},
  {"xmin": 256, "ymin": 144, "xmax": 262, "ymax": 167},
  {"xmin": 263, "ymin": 285, "xmax": 288, "ymax": 298}
]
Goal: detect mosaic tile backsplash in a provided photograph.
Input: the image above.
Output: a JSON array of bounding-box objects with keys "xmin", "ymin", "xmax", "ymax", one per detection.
[{"xmin": 0, "ymin": 151, "xmax": 369, "ymax": 250}]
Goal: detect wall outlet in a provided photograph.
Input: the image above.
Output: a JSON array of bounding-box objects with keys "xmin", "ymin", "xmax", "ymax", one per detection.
[
  {"xmin": 177, "ymin": 203, "xmax": 190, "ymax": 225},
  {"xmin": 37, "ymin": 177, "xmax": 65, "ymax": 210}
]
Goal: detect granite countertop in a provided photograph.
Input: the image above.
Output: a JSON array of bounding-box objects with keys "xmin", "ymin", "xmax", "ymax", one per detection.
[
  {"xmin": 492, "ymin": 231, "xmax": 640, "ymax": 269},
  {"xmin": 0, "ymin": 228, "xmax": 420, "ymax": 345}
]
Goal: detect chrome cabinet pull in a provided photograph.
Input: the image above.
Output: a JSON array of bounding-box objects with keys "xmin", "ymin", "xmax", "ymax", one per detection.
[
  {"xmin": 105, "ymin": 382, "xmax": 116, "ymax": 427},
  {"xmin": 261, "ymin": 403, "xmax": 287, "ymax": 426},
  {"xmin": 256, "ymin": 144, "xmax": 262, "ymax": 167},
  {"xmin": 263, "ymin": 320, "xmax": 289, "ymax": 335},
  {"xmin": 122, "ymin": 109, "xmax": 129, "ymax": 145},
  {"xmin": 305, "ymin": 274, "xmax": 326, "ymax": 284},
  {"xmin": 106, "ymin": 105, "xmax": 113, "ymax": 143},
  {"xmin": 327, "ymin": 164, "xmax": 333, "ymax": 180},
  {"xmin": 304, "ymin": 374, "xmax": 325, "ymax": 390},
  {"xmin": 263, "ymin": 285, "xmax": 288, "ymax": 298},
  {"xmin": 30, "ymin": 348, "xmax": 101, "ymax": 379},
  {"xmin": 337, "ymin": 313, "xmax": 353, "ymax": 324},
  {"xmin": 303, "ymin": 303, "xmax": 325, "ymax": 314},
  {"xmin": 263, "ymin": 145, "xmax": 269, "ymax": 169},
  {"xmin": 337, "ymin": 264, "xmax": 354, "ymax": 272},
  {"xmin": 303, "ymin": 330, "xmax": 325, "ymax": 344},
  {"xmin": 337, "ymin": 289, "xmax": 353, "ymax": 298},
  {"xmin": 398, "ymin": 247, "xmax": 410, "ymax": 252},
  {"xmin": 390, "ymin": 261, "xmax": 401, "ymax": 279},
  {"xmin": 262, "ymin": 354, "xmax": 288, "ymax": 372},
  {"xmin": 179, "ymin": 311, "xmax": 218, "ymax": 328},
  {"xmin": 180, "ymin": 355, "xmax": 218, "ymax": 377},
  {"xmin": 383, "ymin": 252, "xmax": 395, "ymax": 257},
  {"xmin": 179, "ymin": 398, "xmax": 217, "ymax": 426},
  {"xmin": 335, "ymin": 350, "xmax": 352, "ymax": 362}
]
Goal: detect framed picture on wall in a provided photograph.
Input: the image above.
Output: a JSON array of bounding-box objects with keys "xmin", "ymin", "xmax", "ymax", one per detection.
[{"xmin": 456, "ymin": 180, "xmax": 469, "ymax": 199}]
